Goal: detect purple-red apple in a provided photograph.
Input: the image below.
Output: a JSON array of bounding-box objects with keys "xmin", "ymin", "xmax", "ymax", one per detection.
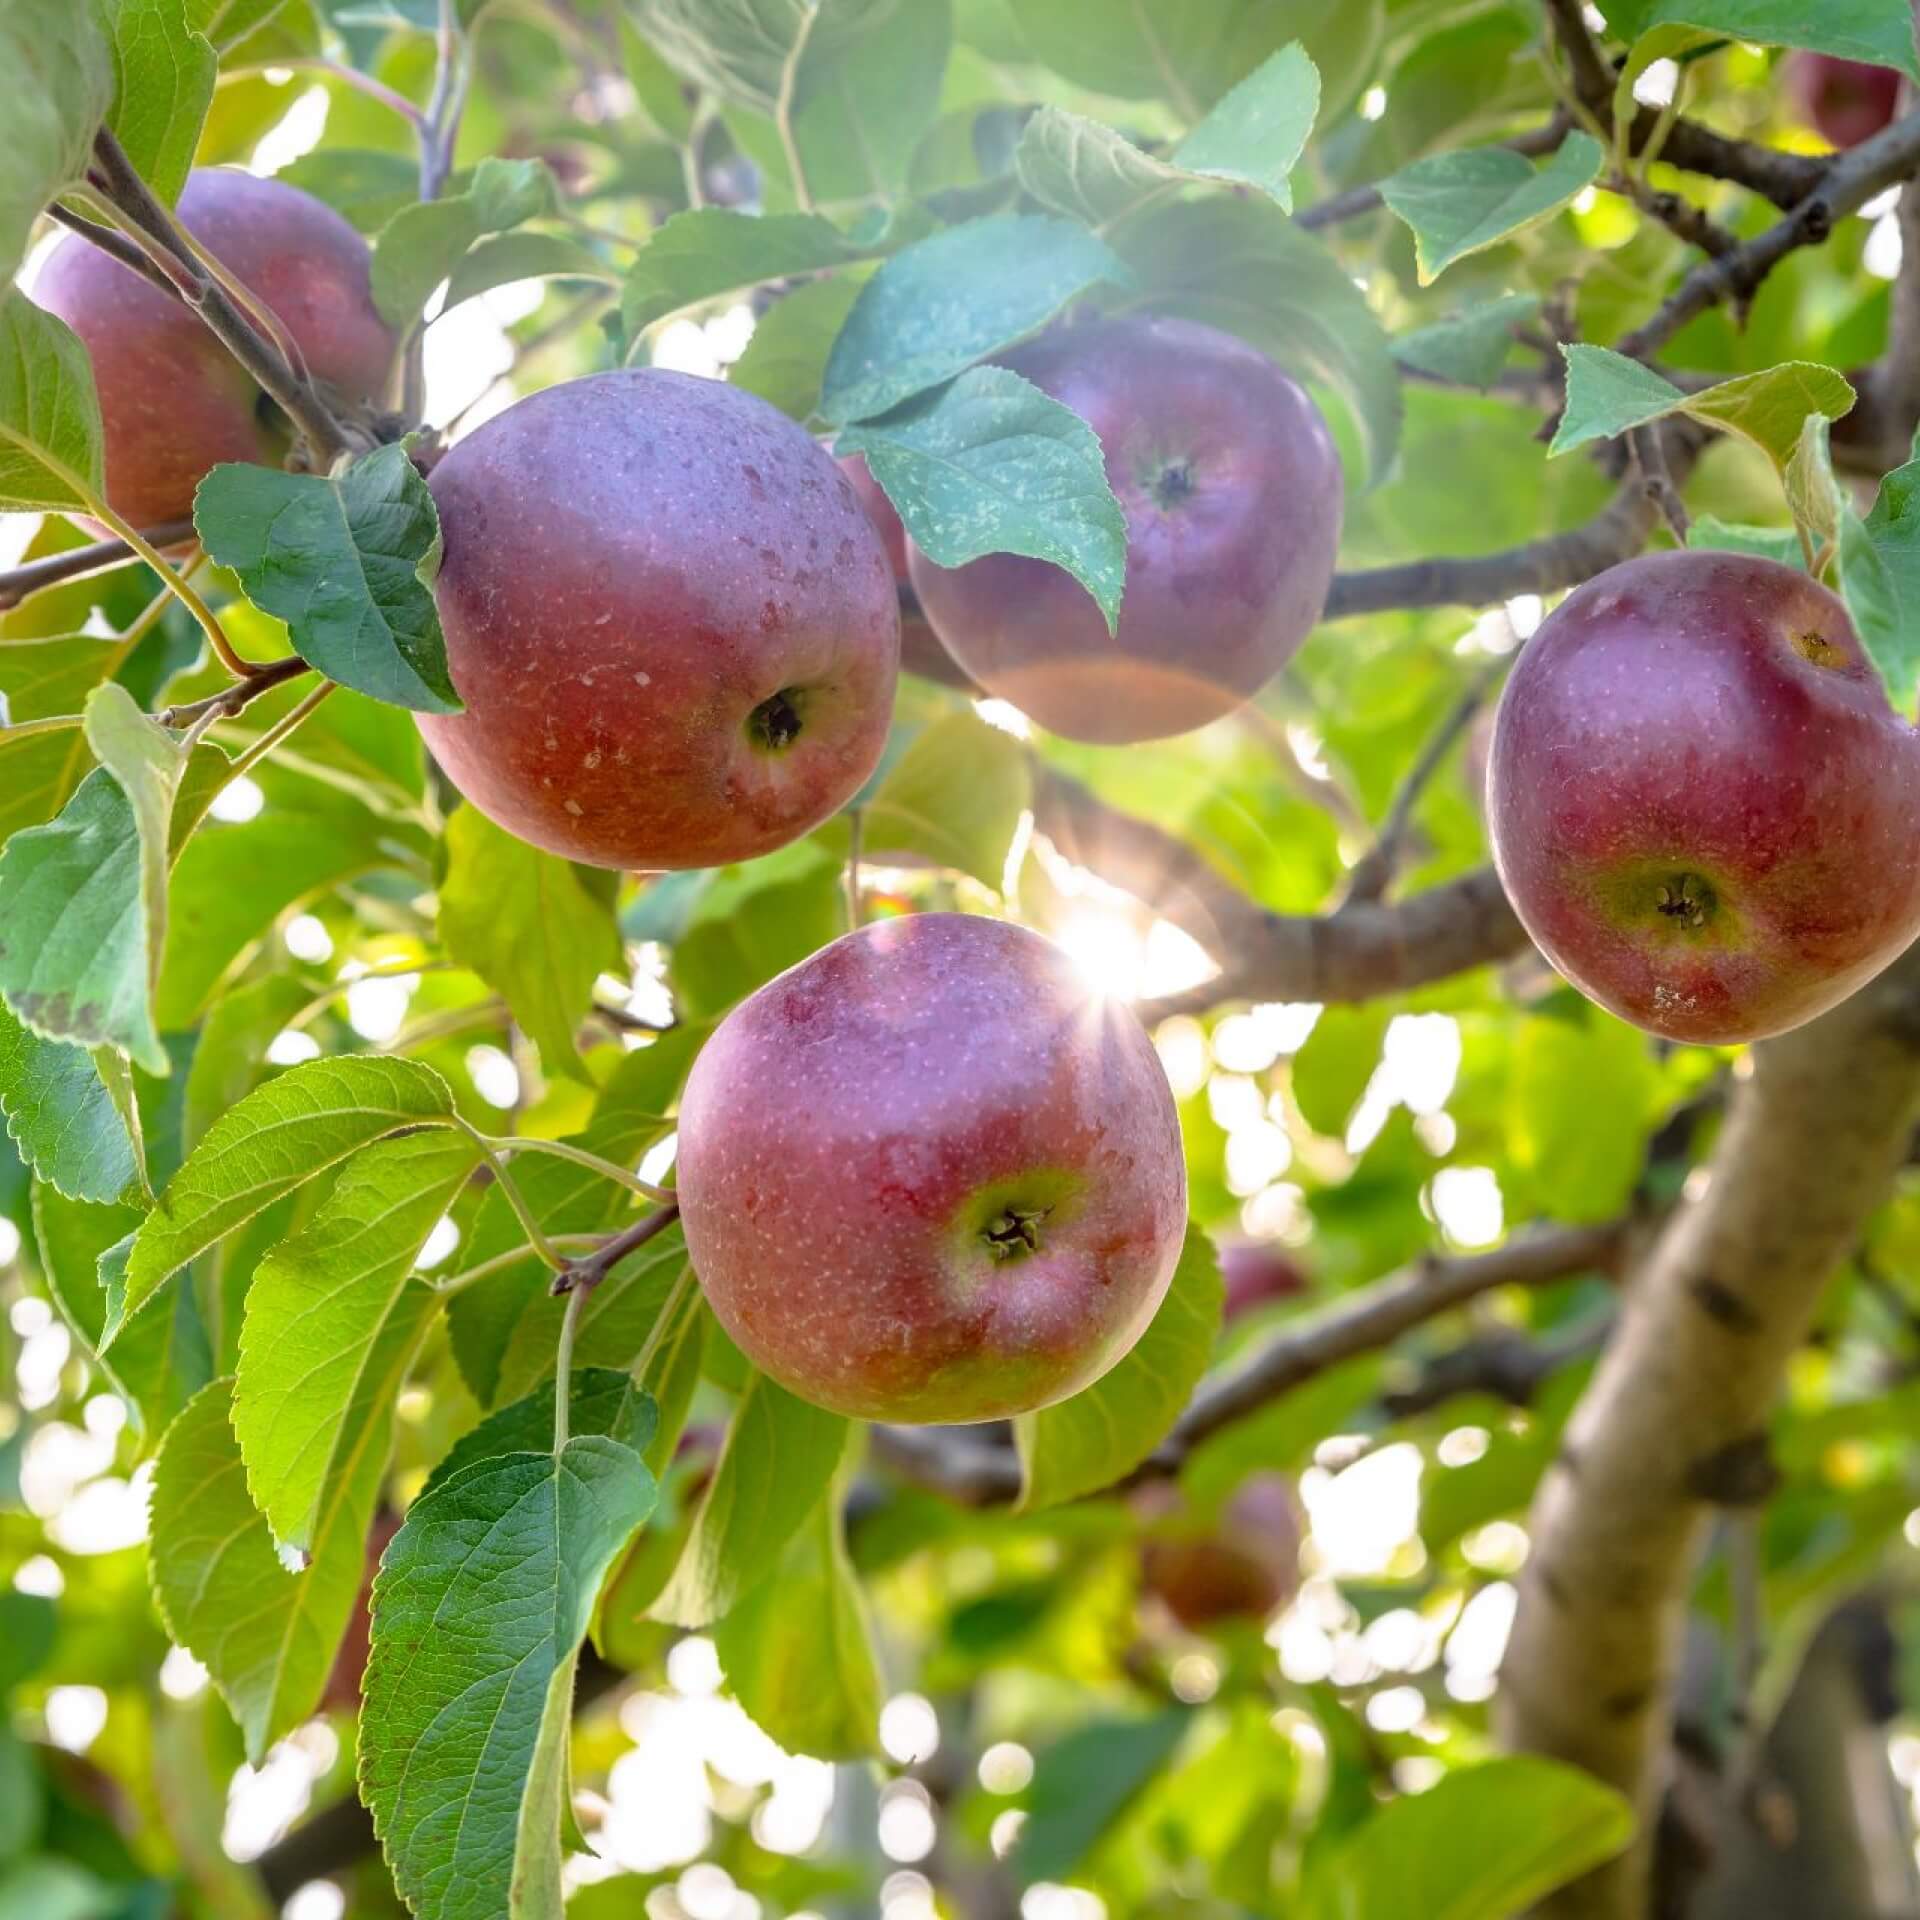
[
  {"xmin": 907, "ymin": 315, "xmax": 1343, "ymax": 743},
  {"xmin": 1141, "ymin": 1473, "xmax": 1303, "ymax": 1630},
  {"xmin": 675, "ymin": 912, "xmax": 1187, "ymax": 1423},
  {"xmin": 836, "ymin": 450, "xmax": 969, "ymax": 687},
  {"xmin": 1785, "ymin": 53, "xmax": 1900, "ymax": 150},
  {"xmin": 1217, "ymin": 1238, "xmax": 1309, "ymax": 1321},
  {"xmin": 31, "ymin": 168, "xmax": 396, "ymax": 528},
  {"xmin": 1488, "ymin": 551, "xmax": 1920, "ymax": 1044},
  {"xmin": 419, "ymin": 369, "xmax": 899, "ymax": 869}
]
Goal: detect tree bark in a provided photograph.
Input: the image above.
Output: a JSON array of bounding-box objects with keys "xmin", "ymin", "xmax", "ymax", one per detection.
[{"xmin": 1497, "ymin": 942, "xmax": 1920, "ymax": 1920}]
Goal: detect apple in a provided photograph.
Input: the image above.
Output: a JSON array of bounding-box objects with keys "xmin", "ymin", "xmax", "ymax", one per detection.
[
  {"xmin": 1488, "ymin": 551, "xmax": 1920, "ymax": 1045},
  {"xmin": 1141, "ymin": 1473, "xmax": 1303, "ymax": 1630},
  {"xmin": 1785, "ymin": 53, "xmax": 1900, "ymax": 150},
  {"xmin": 675, "ymin": 911, "xmax": 1187, "ymax": 1423},
  {"xmin": 1217, "ymin": 1238, "xmax": 1309, "ymax": 1321},
  {"xmin": 836, "ymin": 450, "xmax": 969, "ymax": 687},
  {"xmin": 907, "ymin": 314, "xmax": 1343, "ymax": 743},
  {"xmin": 419, "ymin": 369, "xmax": 900, "ymax": 869},
  {"xmin": 30, "ymin": 168, "xmax": 396, "ymax": 528}
]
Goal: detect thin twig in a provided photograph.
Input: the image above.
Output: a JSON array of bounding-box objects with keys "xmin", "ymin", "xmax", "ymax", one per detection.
[
  {"xmin": 1632, "ymin": 425, "xmax": 1692, "ymax": 543},
  {"xmin": 46, "ymin": 201, "xmax": 182, "ymax": 296},
  {"xmin": 1344, "ymin": 662, "xmax": 1503, "ymax": 904},
  {"xmin": 155, "ymin": 655, "xmax": 311, "ymax": 729},
  {"xmin": 550, "ymin": 1200, "xmax": 682, "ymax": 1296},
  {"xmin": 0, "ymin": 518, "xmax": 195, "ymax": 611}
]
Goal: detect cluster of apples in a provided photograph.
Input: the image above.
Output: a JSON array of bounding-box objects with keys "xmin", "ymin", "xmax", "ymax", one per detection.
[{"xmin": 33, "ymin": 127, "xmax": 1920, "ymax": 1428}]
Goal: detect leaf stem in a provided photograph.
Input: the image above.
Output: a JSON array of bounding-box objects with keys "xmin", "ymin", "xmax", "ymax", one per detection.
[
  {"xmin": 220, "ymin": 679, "xmax": 337, "ymax": 784},
  {"xmin": 632, "ymin": 1264, "xmax": 695, "ymax": 1384},
  {"xmin": 553, "ymin": 1279, "xmax": 587, "ymax": 1451},
  {"xmin": 433, "ymin": 1232, "xmax": 605, "ymax": 1296},
  {"xmin": 774, "ymin": 3, "xmax": 822, "ymax": 214},
  {"xmin": 456, "ymin": 1119, "xmax": 569, "ymax": 1272},
  {"xmin": 844, "ymin": 806, "xmax": 864, "ymax": 933},
  {"xmin": 86, "ymin": 502, "xmax": 248, "ymax": 679},
  {"xmin": 487, "ymin": 1135, "xmax": 675, "ymax": 1205}
]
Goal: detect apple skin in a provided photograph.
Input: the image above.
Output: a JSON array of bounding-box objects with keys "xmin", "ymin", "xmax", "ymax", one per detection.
[
  {"xmin": 907, "ymin": 315, "xmax": 1343, "ymax": 743},
  {"xmin": 1141, "ymin": 1473, "xmax": 1302, "ymax": 1630},
  {"xmin": 675, "ymin": 912, "xmax": 1187, "ymax": 1423},
  {"xmin": 836, "ymin": 451, "xmax": 970, "ymax": 687},
  {"xmin": 1785, "ymin": 53, "xmax": 1900, "ymax": 150},
  {"xmin": 1217, "ymin": 1238, "xmax": 1309, "ymax": 1321},
  {"xmin": 1488, "ymin": 551, "xmax": 1920, "ymax": 1045},
  {"xmin": 418, "ymin": 369, "xmax": 900, "ymax": 870},
  {"xmin": 30, "ymin": 168, "xmax": 395, "ymax": 528}
]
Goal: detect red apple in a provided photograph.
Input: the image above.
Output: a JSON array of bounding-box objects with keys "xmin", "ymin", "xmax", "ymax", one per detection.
[
  {"xmin": 836, "ymin": 450, "xmax": 970, "ymax": 687},
  {"xmin": 1785, "ymin": 53, "xmax": 1900, "ymax": 150},
  {"xmin": 675, "ymin": 912, "xmax": 1187, "ymax": 1423},
  {"xmin": 907, "ymin": 315, "xmax": 1343, "ymax": 743},
  {"xmin": 30, "ymin": 168, "xmax": 396, "ymax": 528},
  {"xmin": 419, "ymin": 369, "xmax": 900, "ymax": 869},
  {"xmin": 1217, "ymin": 1238, "xmax": 1309, "ymax": 1320},
  {"xmin": 1488, "ymin": 551, "xmax": 1920, "ymax": 1044},
  {"xmin": 1141, "ymin": 1472, "xmax": 1303, "ymax": 1630}
]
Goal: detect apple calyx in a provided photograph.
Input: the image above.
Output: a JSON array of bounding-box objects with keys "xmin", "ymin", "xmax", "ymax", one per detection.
[
  {"xmin": 981, "ymin": 1204, "xmax": 1051, "ymax": 1261},
  {"xmin": 748, "ymin": 688, "xmax": 804, "ymax": 752},
  {"xmin": 1654, "ymin": 873, "xmax": 1715, "ymax": 932}
]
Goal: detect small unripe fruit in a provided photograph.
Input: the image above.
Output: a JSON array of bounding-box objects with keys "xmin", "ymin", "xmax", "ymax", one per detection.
[
  {"xmin": 909, "ymin": 315, "xmax": 1343, "ymax": 743},
  {"xmin": 419, "ymin": 370, "xmax": 900, "ymax": 869},
  {"xmin": 1489, "ymin": 551, "xmax": 1920, "ymax": 1044},
  {"xmin": 1141, "ymin": 1473, "xmax": 1303, "ymax": 1630},
  {"xmin": 1784, "ymin": 53, "xmax": 1900, "ymax": 150},
  {"xmin": 676, "ymin": 912, "xmax": 1187, "ymax": 1423},
  {"xmin": 31, "ymin": 169, "xmax": 395, "ymax": 527},
  {"xmin": 1218, "ymin": 1239, "xmax": 1309, "ymax": 1320}
]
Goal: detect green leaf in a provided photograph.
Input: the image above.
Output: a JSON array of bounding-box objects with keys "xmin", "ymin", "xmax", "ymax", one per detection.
[
  {"xmin": 275, "ymin": 147, "xmax": 423, "ymax": 232},
  {"xmin": 1017, "ymin": 43, "xmax": 1321, "ymax": 225},
  {"xmin": 0, "ymin": 722, "xmax": 95, "ymax": 840},
  {"xmin": 236, "ymin": 1130, "xmax": 475, "ymax": 1554},
  {"xmin": 1508, "ymin": 1012, "xmax": 1658, "ymax": 1225},
  {"xmin": 859, "ymin": 711, "xmax": 1032, "ymax": 890},
  {"xmin": 119, "ymin": 1055, "xmax": 456, "ymax": 1338},
  {"xmin": 621, "ymin": 208, "xmax": 875, "ymax": 344},
  {"xmin": 836, "ymin": 365, "xmax": 1128, "ymax": 633},
  {"xmin": 360, "ymin": 1437, "xmax": 657, "ymax": 1920},
  {"xmin": 1173, "ymin": 44, "xmax": 1321, "ymax": 211},
  {"xmin": 820, "ymin": 215, "xmax": 1131, "ymax": 426},
  {"xmin": 194, "ymin": 445, "xmax": 457, "ymax": 714},
  {"xmin": 1550, "ymin": 347, "xmax": 1858, "ymax": 477},
  {"xmin": 1391, "ymin": 294, "xmax": 1541, "ymax": 390},
  {"xmin": 370, "ymin": 157, "xmax": 559, "ymax": 329},
  {"xmin": 1116, "ymin": 196, "xmax": 1400, "ymax": 485},
  {"xmin": 0, "ymin": 297, "xmax": 105, "ymax": 513},
  {"xmin": 33, "ymin": 1181, "xmax": 211, "ymax": 1443},
  {"xmin": 1302, "ymin": 1756, "xmax": 1635, "ymax": 1920},
  {"xmin": 1839, "ymin": 461, "xmax": 1920, "ymax": 712},
  {"xmin": 438, "ymin": 806, "xmax": 620, "ymax": 1084},
  {"xmin": 423, "ymin": 1369, "xmax": 654, "ymax": 1501},
  {"xmin": 0, "ymin": 763, "xmax": 164, "ymax": 1073},
  {"xmin": 1785, "ymin": 411, "xmax": 1843, "ymax": 553},
  {"xmin": 149, "ymin": 1378, "xmax": 380, "ymax": 1760},
  {"xmin": 625, "ymin": 0, "xmax": 897, "ymax": 116},
  {"xmin": 1380, "ymin": 132, "xmax": 1605, "ymax": 283},
  {"xmin": 712, "ymin": 1482, "xmax": 881, "ymax": 1761},
  {"xmin": 0, "ymin": 634, "xmax": 126, "ymax": 725},
  {"xmin": 727, "ymin": 272, "xmax": 864, "ymax": 421},
  {"xmin": 0, "ymin": 1001, "xmax": 139, "ymax": 1204},
  {"xmin": 1014, "ymin": 1222, "xmax": 1222, "ymax": 1509},
  {"xmin": 0, "ymin": 4, "xmax": 112, "ymax": 290},
  {"xmin": 1594, "ymin": 0, "xmax": 1919, "ymax": 80},
  {"xmin": 1012, "ymin": 1710, "xmax": 1192, "ymax": 1882},
  {"xmin": 655, "ymin": 1372, "xmax": 850, "ymax": 1628},
  {"xmin": 0, "ymin": 1591, "xmax": 56, "ymax": 1694},
  {"xmin": 1292, "ymin": 1004, "xmax": 1389, "ymax": 1137},
  {"xmin": 100, "ymin": 0, "xmax": 216, "ymax": 207},
  {"xmin": 1686, "ymin": 517, "xmax": 1807, "ymax": 570},
  {"xmin": 0, "ymin": 1860, "xmax": 119, "ymax": 1920},
  {"xmin": 440, "ymin": 232, "xmax": 613, "ymax": 315},
  {"xmin": 180, "ymin": 971, "xmax": 311, "ymax": 1154},
  {"xmin": 668, "ymin": 851, "xmax": 844, "ymax": 1021}
]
